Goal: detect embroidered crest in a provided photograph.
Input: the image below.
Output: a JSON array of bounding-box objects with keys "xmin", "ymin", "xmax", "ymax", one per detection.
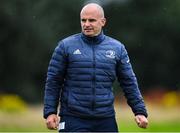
[{"xmin": 105, "ymin": 50, "xmax": 115, "ymax": 59}]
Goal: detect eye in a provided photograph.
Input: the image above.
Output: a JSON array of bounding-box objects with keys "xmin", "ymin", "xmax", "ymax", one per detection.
[
  {"xmin": 81, "ymin": 19, "xmax": 86, "ymax": 22},
  {"xmin": 88, "ymin": 19, "xmax": 96, "ymax": 22}
]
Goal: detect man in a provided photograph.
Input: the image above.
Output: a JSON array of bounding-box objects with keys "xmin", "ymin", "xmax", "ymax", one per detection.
[{"xmin": 43, "ymin": 3, "xmax": 148, "ymax": 132}]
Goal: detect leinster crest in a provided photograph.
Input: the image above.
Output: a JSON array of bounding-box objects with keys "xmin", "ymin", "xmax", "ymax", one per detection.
[{"xmin": 105, "ymin": 50, "xmax": 115, "ymax": 59}]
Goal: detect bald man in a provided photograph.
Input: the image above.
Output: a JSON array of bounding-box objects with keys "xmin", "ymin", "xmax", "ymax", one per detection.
[{"xmin": 43, "ymin": 3, "xmax": 148, "ymax": 132}]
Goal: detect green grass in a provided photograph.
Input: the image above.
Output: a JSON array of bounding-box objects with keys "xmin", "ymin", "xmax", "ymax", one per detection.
[
  {"xmin": 0, "ymin": 105, "xmax": 180, "ymax": 132},
  {"xmin": 118, "ymin": 120, "xmax": 180, "ymax": 132},
  {"xmin": 1, "ymin": 120, "xmax": 180, "ymax": 132},
  {"xmin": 0, "ymin": 123, "xmax": 49, "ymax": 132}
]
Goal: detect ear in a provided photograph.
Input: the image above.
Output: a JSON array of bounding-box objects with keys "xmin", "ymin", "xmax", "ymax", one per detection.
[{"xmin": 101, "ymin": 18, "xmax": 106, "ymax": 27}]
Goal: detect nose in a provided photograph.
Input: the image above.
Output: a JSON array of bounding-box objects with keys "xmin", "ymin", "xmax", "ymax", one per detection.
[{"xmin": 84, "ymin": 20, "xmax": 90, "ymax": 26}]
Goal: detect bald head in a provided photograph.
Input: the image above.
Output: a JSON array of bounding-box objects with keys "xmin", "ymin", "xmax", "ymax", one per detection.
[
  {"xmin": 80, "ymin": 3, "xmax": 106, "ymax": 37},
  {"xmin": 80, "ymin": 3, "xmax": 105, "ymax": 18}
]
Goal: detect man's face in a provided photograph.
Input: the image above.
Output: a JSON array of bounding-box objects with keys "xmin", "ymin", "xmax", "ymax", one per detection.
[{"xmin": 80, "ymin": 8, "xmax": 106, "ymax": 37}]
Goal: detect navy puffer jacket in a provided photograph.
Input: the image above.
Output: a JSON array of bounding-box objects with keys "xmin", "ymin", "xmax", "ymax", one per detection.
[{"xmin": 43, "ymin": 32, "xmax": 148, "ymax": 119}]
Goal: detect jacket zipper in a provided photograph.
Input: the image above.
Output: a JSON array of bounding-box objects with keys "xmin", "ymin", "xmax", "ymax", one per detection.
[{"xmin": 92, "ymin": 44, "xmax": 96, "ymax": 111}]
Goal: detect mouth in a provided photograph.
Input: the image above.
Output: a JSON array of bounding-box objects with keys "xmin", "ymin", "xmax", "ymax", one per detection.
[
  {"xmin": 84, "ymin": 27, "xmax": 93, "ymax": 30},
  {"xmin": 84, "ymin": 29, "xmax": 93, "ymax": 32}
]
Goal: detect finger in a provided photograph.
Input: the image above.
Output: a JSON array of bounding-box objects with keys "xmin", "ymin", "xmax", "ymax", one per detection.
[
  {"xmin": 143, "ymin": 121, "xmax": 148, "ymax": 128},
  {"xmin": 52, "ymin": 120, "xmax": 58, "ymax": 130},
  {"xmin": 140, "ymin": 124, "xmax": 147, "ymax": 128},
  {"xmin": 46, "ymin": 121, "xmax": 53, "ymax": 129},
  {"xmin": 46, "ymin": 123, "xmax": 52, "ymax": 129},
  {"xmin": 139, "ymin": 121, "xmax": 148, "ymax": 129},
  {"xmin": 55, "ymin": 117, "xmax": 59, "ymax": 128},
  {"xmin": 135, "ymin": 117, "xmax": 140, "ymax": 125},
  {"xmin": 46, "ymin": 121, "xmax": 57, "ymax": 130},
  {"xmin": 140, "ymin": 119, "xmax": 148, "ymax": 128}
]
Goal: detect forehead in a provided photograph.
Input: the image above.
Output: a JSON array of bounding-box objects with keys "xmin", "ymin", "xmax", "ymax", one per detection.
[
  {"xmin": 81, "ymin": 11, "xmax": 99, "ymax": 19},
  {"xmin": 80, "ymin": 5, "xmax": 103, "ymax": 18}
]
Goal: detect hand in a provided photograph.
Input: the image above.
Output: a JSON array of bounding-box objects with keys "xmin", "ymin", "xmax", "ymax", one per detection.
[
  {"xmin": 135, "ymin": 115, "xmax": 148, "ymax": 129},
  {"xmin": 46, "ymin": 114, "xmax": 59, "ymax": 130}
]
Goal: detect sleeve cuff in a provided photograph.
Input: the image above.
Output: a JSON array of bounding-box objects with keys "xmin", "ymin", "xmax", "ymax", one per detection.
[{"xmin": 43, "ymin": 112, "xmax": 57, "ymax": 119}]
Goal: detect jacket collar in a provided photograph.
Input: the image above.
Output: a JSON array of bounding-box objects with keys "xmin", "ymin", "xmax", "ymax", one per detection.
[{"xmin": 81, "ymin": 31, "xmax": 105, "ymax": 44}]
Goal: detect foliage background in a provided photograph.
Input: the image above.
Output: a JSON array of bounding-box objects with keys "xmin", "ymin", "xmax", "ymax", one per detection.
[
  {"xmin": 0, "ymin": 0, "xmax": 180, "ymax": 132},
  {"xmin": 1, "ymin": 0, "xmax": 180, "ymax": 102}
]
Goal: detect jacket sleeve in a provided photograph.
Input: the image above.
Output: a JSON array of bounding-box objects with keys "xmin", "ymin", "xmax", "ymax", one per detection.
[
  {"xmin": 116, "ymin": 45, "xmax": 148, "ymax": 117},
  {"xmin": 43, "ymin": 41, "xmax": 67, "ymax": 119}
]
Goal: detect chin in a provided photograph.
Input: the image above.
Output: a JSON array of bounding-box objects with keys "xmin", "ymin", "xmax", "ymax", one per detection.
[{"xmin": 84, "ymin": 33, "xmax": 94, "ymax": 37}]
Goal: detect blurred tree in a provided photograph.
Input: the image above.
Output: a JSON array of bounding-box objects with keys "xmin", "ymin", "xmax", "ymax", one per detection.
[
  {"xmin": 0, "ymin": 0, "xmax": 83, "ymax": 102},
  {"xmin": 104, "ymin": 0, "xmax": 180, "ymax": 91},
  {"xmin": 0, "ymin": 0, "xmax": 180, "ymax": 103}
]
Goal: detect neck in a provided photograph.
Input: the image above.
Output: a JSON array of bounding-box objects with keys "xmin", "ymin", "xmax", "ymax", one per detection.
[{"xmin": 81, "ymin": 31, "xmax": 105, "ymax": 44}]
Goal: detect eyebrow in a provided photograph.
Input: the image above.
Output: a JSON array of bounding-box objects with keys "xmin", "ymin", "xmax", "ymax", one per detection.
[{"xmin": 81, "ymin": 18, "xmax": 97, "ymax": 22}]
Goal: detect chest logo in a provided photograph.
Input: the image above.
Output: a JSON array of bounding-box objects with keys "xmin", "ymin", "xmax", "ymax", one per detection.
[
  {"xmin": 73, "ymin": 49, "xmax": 81, "ymax": 55},
  {"xmin": 105, "ymin": 50, "xmax": 115, "ymax": 59}
]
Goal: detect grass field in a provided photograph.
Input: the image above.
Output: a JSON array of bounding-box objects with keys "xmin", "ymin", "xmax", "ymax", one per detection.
[
  {"xmin": 0, "ymin": 104, "xmax": 180, "ymax": 132},
  {"xmin": 116, "ymin": 104, "xmax": 180, "ymax": 132}
]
